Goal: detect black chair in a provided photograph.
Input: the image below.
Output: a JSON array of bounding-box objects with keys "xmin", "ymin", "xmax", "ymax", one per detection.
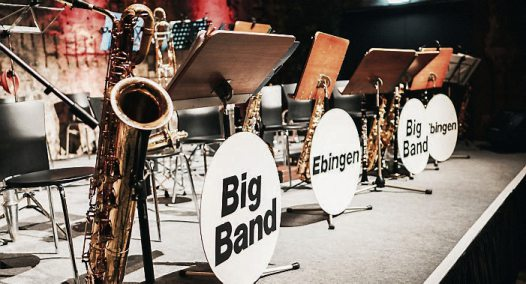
[
  {"xmin": 260, "ymin": 85, "xmax": 286, "ymax": 144},
  {"xmin": 0, "ymin": 101, "xmax": 94, "ymax": 282},
  {"xmin": 54, "ymin": 92, "xmax": 94, "ymax": 157},
  {"xmin": 331, "ymin": 80, "xmax": 377, "ymax": 132},
  {"xmin": 88, "ymin": 96, "xmax": 104, "ymax": 124},
  {"xmin": 282, "ymin": 83, "xmax": 313, "ymax": 123},
  {"xmin": 177, "ymin": 106, "xmax": 225, "ymax": 173}
]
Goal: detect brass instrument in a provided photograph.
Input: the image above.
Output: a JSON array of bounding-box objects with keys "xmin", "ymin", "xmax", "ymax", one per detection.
[
  {"xmin": 242, "ymin": 92, "xmax": 262, "ymax": 133},
  {"xmin": 360, "ymin": 95, "xmax": 369, "ymax": 182},
  {"xmin": 147, "ymin": 128, "xmax": 188, "ymax": 151},
  {"xmin": 366, "ymin": 86, "xmax": 403, "ymax": 171},
  {"xmin": 153, "ymin": 7, "xmax": 176, "ymax": 87},
  {"xmin": 81, "ymin": 4, "xmax": 173, "ymax": 284},
  {"xmin": 297, "ymin": 75, "xmax": 330, "ymax": 182},
  {"xmin": 366, "ymin": 95, "xmax": 387, "ymax": 171}
]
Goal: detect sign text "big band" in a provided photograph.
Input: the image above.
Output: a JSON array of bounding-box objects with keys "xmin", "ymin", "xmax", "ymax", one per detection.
[{"xmin": 216, "ymin": 172, "xmax": 277, "ymax": 266}]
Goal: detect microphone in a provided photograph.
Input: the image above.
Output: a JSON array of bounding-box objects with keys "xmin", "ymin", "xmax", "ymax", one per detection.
[{"xmin": 55, "ymin": 0, "xmax": 95, "ymax": 10}]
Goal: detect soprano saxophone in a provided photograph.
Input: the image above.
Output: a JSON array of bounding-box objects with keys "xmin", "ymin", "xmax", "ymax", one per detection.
[
  {"xmin": 81, "ymin": 4, "xmax": 173, "ymax": 283},
  {"xmin": 297, "ymin": 75, "xmax": 330, "ymax": 182}
]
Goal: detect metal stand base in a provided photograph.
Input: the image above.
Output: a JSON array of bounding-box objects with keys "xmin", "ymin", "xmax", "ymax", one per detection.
[
  {"xmin": 285, "ymin": 205, "xmax": 373, "ymax": 230},
  {"xmin": 450, "ymin": 154, "xmax": 471, "ymax": 159},
  {"xmin": 282, "ymin": 180, "xmax": 312, "ymax": 192},
  {"xmin": 179, "ymin": 262, "xmax": 301, "ymax": 279},
  {"xmin": 357, "ymin": 177, "xmax": 432, "ymax": 195}
]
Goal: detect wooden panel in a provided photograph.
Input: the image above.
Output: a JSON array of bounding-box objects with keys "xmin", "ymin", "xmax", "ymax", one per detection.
[
  {"xmin": 410, "ymin": 47, "xmax": 453, "ymax": 91},
  {"xmin": 294, "ymin": 32, "xmax": 349, "ymax": 100},
  {"xmin": 233, "ymin": 21, "xmax": 272, "ymax": 33},
  {"xmin": 343, "ymin": 48, "xmax": 416, "ymax": 95},
  {"xmin": 166, "ymin": 31, "xmax": 295, "ymax": 107}
]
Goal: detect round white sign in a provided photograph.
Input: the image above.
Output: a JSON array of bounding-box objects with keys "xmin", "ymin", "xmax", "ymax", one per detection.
[
  {"xmin": 427, "ymin": 94, "xmax": 458, "ymax": 161},
  {"xmin": 309, "ymin": 109, "xmax": 361, "ymax": 215},
  {"xmin": 397, "ymin": 99, "xmax": 430, "ymax": 174},
  {"xmin": 200, "ymin": 132, "xmax": 281, "ymax": 284}
]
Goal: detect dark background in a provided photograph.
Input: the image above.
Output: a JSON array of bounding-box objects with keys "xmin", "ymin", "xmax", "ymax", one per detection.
[{"xmin": 1, "ymin": 0, "xmax": 524, "ymax": 140}]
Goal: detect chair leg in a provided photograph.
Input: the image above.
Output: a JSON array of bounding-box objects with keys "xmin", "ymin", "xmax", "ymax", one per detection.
[
  {"xmin": 203, "ymin": 144, "xmax": 208, "ymax": 174},
  {"xmin": 66, "ymin": 126, "xmax": 70, "ymax": 156},
  {"xmin": 84, "ymin": 127, "xmax": 91, "ymax": 160},
  {"xmin": 147, "ymin": 162, "xmax": 162, "ymax": 242},
  {"xmin": 57, "ymin": 185, "xmax": 79, "ymax": 284},
  {"xmin": 172, "ymin": 155, "xmax": 180, "ymax": 204},
  {"xmin": 47, "ymin": 186, "xmax": 59, "ymax": 253},
  {"xmin": 182, "ymin": 154, "xmax": 200, "ymax": 220}
]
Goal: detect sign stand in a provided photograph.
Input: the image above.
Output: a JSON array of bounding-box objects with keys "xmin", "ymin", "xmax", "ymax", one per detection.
[
  {"xmin": 166, "ymin": 30, "xmax": 300, "ymax": 280},
  {"xmin": 342, "ymin": 48, "xmax": 432, "ymax": 195},
  {"xmin": 284, "ymin": 32, "xmax": 372, "ymax": 230}
]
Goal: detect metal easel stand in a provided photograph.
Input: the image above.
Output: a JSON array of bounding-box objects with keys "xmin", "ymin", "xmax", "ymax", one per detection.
[{"xmin": 357, "ymin": 79, "xmax": 432, "ymax": 195}]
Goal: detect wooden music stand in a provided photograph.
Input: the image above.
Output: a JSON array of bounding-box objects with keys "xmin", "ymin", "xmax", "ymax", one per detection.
[
  {"xmin": 284, "ymin": 32, "xmax": 348, "ymax": 191},
  {"xmin": 342, "ymin": 48, "xmax": 431, "ymax": 195},
  {"xmin": 284, "ymin": 32, "xmax": 372, "ymax": 229},
  {"xmin": 166, "ymin": 30, "xmax": 296, "ymax": 111},
  {"xmin": 404, "ymin": 50, "xmax": 440, "ymax": 85},
  {"xmin": 410, "ymin": 47, "xmax": 453, "ymax": 91},
  {"xmin": 233, "ymin": 20, "xmax": 272, "ymax": 33}
]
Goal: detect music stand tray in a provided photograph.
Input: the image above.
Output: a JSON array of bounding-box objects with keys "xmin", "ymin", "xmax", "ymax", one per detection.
[
  {"xmin": 410, "ymin": 47, "xmax": 453, "ymax": 91},
  {"xmin": 342, "ymin": 48, "xmax": 416, "ymax": 95},
  {"xmin": 404, "ymin": 50, "xmax": 440, "ymax": 85},
  {"xmin": 294, "ymin": 32, "xmax": 349, "ymax": 100},
  {"xmin": 166, "ymin": 30, "xmax": 296, "ymax": 110}
]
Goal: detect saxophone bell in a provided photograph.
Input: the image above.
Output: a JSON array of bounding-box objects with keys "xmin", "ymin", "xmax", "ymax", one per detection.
[{"xmin": 110, "ymin": 77, "xmax": 173, "ymax": 131}]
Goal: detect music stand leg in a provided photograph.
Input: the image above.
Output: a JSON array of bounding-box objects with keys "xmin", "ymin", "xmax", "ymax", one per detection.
[
  {"xmin": 450, "ymin": 154, "xmax": 470, "ymax": 159},
  {"xmin": 180, "ymin": 262, "xmax": 301, "ymax": 279},
  {"xmin": 285, "ymin": 205, "xmax": 373, "ymax": 230}
]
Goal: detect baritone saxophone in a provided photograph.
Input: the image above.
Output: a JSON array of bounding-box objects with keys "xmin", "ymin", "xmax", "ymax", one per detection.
[{"xmin": 81, "ymin": 4, "xmax": 173, "ymax": 283}]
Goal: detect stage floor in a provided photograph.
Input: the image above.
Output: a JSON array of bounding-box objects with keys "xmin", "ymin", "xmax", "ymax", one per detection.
[{"xmin": 1, "ymin": 143, "xmax": 525, "ymax": 283}]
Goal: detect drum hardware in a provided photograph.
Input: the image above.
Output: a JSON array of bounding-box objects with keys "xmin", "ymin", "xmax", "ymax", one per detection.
[{"xmin": 357, "ymin": 78, "xmax": 432, "ymax": 195}]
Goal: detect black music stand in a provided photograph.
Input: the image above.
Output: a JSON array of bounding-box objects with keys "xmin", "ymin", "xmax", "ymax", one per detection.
[
  {"xmin": 166, "ymin": 30, "xmax": 300, "ymax": 279},
  {"xmin": 170, "ymin": 18, "xmax": 210, "ymax": 50},
  {"xmin": 342, "ymin": 48, "xmax": 432, "ymax": 195},
  {"xmin": 445, "ymin": 53, "xmax": 481, "ymax": 159}
]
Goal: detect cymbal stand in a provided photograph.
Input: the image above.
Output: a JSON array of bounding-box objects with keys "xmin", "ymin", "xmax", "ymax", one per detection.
[{"xmin": 357, "ymin": 78, "xmax": 432, "ymax": 195}]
